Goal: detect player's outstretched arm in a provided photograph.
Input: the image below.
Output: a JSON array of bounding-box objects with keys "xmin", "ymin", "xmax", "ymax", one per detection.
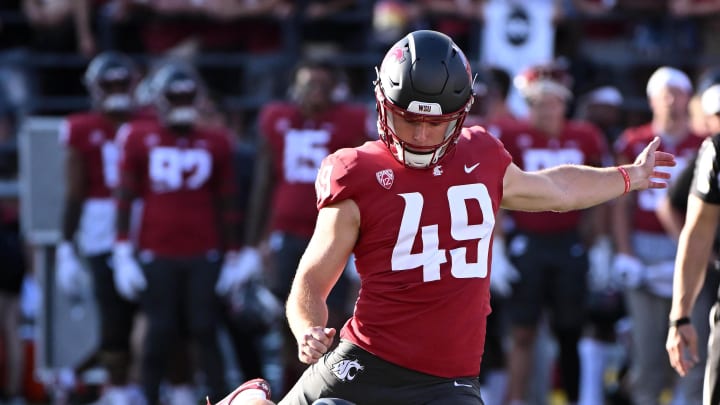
[{"xmin": 501, "ymin": 136, "xmax": 675, "ymax": 212}]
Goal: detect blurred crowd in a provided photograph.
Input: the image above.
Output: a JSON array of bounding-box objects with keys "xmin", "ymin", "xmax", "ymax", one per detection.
[{"xmin": 3, "ymin": 1, "xmax": 720, "ymax": 405}]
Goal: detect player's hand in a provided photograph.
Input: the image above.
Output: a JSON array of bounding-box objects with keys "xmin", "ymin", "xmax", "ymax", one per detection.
[
  {"xmin": 297, "ymin": 326, "xmax": 336, "ymax": 365},
  {"xmin": 111, "ymin": 241, "xmax": 146, "ymax": 301},
  {"xmin": 627, "ymin": 136, "xmax": 676, "ymax": 191},
  {"xmin": 215, "ymin": 247, "xmax": 262, "ymax": 296},
  {"xmin": 490, "ymin": 238, "xmax": 520, "ymax": 297},
  {"xmin": 667, "ymin": 323, "xmax": 699, "ymax": 376},
  {"xmin": 611, "ymin": 253, "xmax": 644, "ymax": 289},
  {"xmin": 55, "ymin": 241, "xmax": 90, "ymax": 296}
]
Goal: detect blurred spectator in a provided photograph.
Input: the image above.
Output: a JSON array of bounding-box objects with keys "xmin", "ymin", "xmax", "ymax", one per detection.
[
  {"xmin": 113, "ymin": 61, "xmax": 241, "ymax": 404},
  {"xmin": 576, "ymin": 85, "xmax": 625, "ymax": 145},
  {"xmin": 417, "ymin": 0, "xmax": 483, "ymax": 58},
  {"xmin": 502, "ymin": 63, "xmax": 607, "ymax": 405},
  {"xmin": 372, "ymin": 0, "xmax": 423, "ymax": 48},
  {"xmin": 242, "ymin": 59, "xmax": 370, "ymax": 397},
  {"xmin": 22, "ymin": 0, "xmax": 95, "ymax": 55},
  {"xmin": 300, "ymin": 0, "xmax": 368, "ymax": 55},
  {"xmin": 127, "ymin": 0, "xmax": 290, "ymax": 55},
  {"xmin": 611, "ymin": 66, "xmax": 704, "ymax": 405}
]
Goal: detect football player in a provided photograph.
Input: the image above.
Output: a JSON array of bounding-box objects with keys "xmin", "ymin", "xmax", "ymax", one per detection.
[
  {"xmin": 211, "ymin": 30, "xmax": 674, "ymax": 405},
  {"xmin": 242, "ymin": 59, "xmax": 370, "ymax": 394},
  {"xmin": 55, "ymin": 50, "xmax": 146, "ymax": 404},
  {"xmin": 500, "ymin": 63, "xmax": 608, "ymax": 405},
  {"xmin": 113, "ymin": 61, "xmax": 246, "ymax": 404}
]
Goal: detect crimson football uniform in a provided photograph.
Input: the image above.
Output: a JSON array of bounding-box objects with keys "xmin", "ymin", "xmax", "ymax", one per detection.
[
  {"xmin": 315, "ymin": 126, "xmax": 511, "ymax": 378},
  {"xmin": 116, "ymin": 120, "xmax": 235, "ymax": 256},
  {"xmin": 502, "ymin": 120, "xmax": 607, "ymax": 232},
  {"xmin": 615, "ymin": 124, "xmax": 703, "ymax": 233},
  {"xmin": 59, "ymin": 111, "xmax": 137, "ymax": 255},
  {"xmin": 260, "ymin": 102, "xmax": 369, "ymax": 239}
]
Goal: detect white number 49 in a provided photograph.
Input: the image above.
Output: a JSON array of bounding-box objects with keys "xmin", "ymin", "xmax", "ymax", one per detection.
[{"xmin": 391, "ymin": 183, "xmax": 495, "ymax": 282}]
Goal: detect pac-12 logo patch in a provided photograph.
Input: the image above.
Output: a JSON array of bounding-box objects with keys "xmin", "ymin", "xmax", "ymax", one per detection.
[
  {"xmin": 331, "ymin": 359, "xmax": 364, "ymax": 382},
  {"xmin": 376, "ymin": 169, "xmax": 394, "ymax": 189}
]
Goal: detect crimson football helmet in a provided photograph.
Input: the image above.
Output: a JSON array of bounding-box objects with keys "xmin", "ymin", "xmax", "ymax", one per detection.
[
  {"xmin": 84, "ymin": 51, "xmax": 138, "ymax": 115},
  {"xmin": 375, "ymin": 30, "xmax": 474, "ymax": 169},
  {"xmin": 149, "ymin": 61, "xmax": 205, "ymax": 130}
]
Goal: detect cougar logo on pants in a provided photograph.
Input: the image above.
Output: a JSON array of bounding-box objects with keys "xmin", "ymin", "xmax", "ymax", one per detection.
[{"xmin": 331, "ymin": 359, "xmax": 364, "ymax": 382}]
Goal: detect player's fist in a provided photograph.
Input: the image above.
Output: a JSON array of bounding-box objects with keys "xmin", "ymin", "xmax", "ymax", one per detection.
[{"xmin": 297, "ymin": 327, "xmax": 336, "ymax": 365}]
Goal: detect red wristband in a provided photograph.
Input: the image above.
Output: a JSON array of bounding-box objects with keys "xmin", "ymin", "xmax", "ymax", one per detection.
[{"xmin": 617, "ymin": 166, "xmax": 631, "ymax": 194}]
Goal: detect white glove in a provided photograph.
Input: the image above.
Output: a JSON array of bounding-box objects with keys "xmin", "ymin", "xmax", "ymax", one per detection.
[
  {"xmin": 215, "ymin": 247, "xmax": 262, "ymax": 296},
  {"xmin": 55, "ymin": 241, "xmax": 90, "ymax": 296},
  {"xmin": 644, "ymin": 260, "xmax": 675, "ymax": 298},
  {"xmin": 490, "ymin": 239, "xmax": 520, "ymax": 297},
  {"xmin": 587, "ymin": 236, "xmax": 614, "ymax": 291},
  {"xmin": 611, "ymin": 253, "xmax": 644, "ymax": 289},
  {"xmin": 111, "ymin": 241, "xmax": 146, "ymax": 301}
]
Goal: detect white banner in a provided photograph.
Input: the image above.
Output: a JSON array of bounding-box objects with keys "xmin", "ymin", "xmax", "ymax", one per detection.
[{"xmin": 481, "ymin": 0, "xmax": 556, "ymax": 118}]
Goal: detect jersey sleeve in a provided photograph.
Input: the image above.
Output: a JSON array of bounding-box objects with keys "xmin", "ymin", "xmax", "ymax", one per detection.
[
  {"xmin": 691, "ymin": 136, "xmax": 720, "ymax": 205},
  {"xmin": 316, "ymin": 148, "xmax": 359, "ymax": 210},
  {"xmin": 116, "ymin": 123, "xmax": 144, "ymax": 195},
  {"xmin": 59, "ymin": 117, "xmax": 84, "ymax": 150}
]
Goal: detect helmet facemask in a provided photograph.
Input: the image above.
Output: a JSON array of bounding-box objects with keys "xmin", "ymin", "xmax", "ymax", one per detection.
[
  {"xmin": 375, "ymin": 71, "xmax": 473, "ymax": 169},
  {"xmin": 156, "ymin": 76, "xmax": 200, "ymax": 133},
  {"xmin": 84, "ymin": 52, "xmax": 137, "ymax": 118},
  {"xmin": 374, "ymin": 30, "xmax": 475, "ymax": 169}
]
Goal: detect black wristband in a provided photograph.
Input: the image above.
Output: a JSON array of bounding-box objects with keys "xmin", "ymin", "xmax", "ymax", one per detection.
[{"xmin": 669, "ymin": 316, "xmax": 692, "ymax": 328}]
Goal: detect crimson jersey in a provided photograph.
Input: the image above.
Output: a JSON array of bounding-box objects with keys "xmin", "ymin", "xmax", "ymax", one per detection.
[
  {"xmin": 117, "ymin": 120, "xmax": 235, "ymax": 256},
  {"xmin": 615, "ymin": 124, "xmax": 703, "ymax": 233},
  {"xmin": 260, "ymin": 102, "xmax": 368, "ymax": 238},
  {"xmin": 501, "ymin": 120, "xmax": 607, "ymax": 233},
  {"xmin": 316, "ymin": 126, "xmax": 512, "ymax": 378},
  {"xmin": 59, "ymin": 112, "xmax": 125, "ymax": 198},
  {"xmin": 485, "ymin": 115, "xmax": 526, "ymax": 141}
]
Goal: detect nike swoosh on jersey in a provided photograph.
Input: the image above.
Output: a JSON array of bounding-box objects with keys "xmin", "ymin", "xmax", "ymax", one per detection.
[
  {"xmin": 464, "ymin": 163, "xmax": 480, "ymax": 173},
  {"xmin": 454, "ymin": 381, "xmax": 473, "ymax": 388}
]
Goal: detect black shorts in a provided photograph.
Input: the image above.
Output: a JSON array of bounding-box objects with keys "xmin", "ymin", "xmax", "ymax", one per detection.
[
  {"xmin": 280, "ymin": 341, "xmax": 484, "ymax": 405},
  {"xmin": 506, "ymin": 231, "xmax": 588, "ymax": 329}
]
